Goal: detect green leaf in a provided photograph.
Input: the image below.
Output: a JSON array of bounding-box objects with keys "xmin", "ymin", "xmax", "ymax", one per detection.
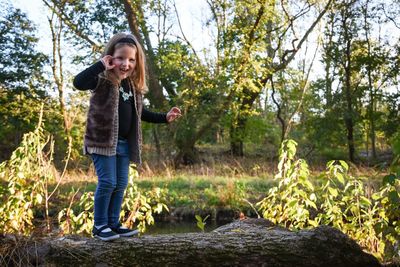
[
  {"xmin": 327, "ymin": 160, "xmax": 335, "ymax": 169},
  {"xmin": 195, "ymin": 215, "xmax": 202, "ymax": 222},
  {"xmin": 304, "ymin": 180, "xmax": 314, "ymax": 191},
  {"xmin": 383, "ymin": 174, "xmax": 397, "ymax": 186},
  {"xmin": 36, "ymin": 194, "xmax": 42, "ymax": 204},
  {"xmin": 197, "ymin": 221, "xmax": 204, "ymax": 231},
  {"xmin": 154, "ymin": 203, "xmax": 163, "ymax": 214},
  {"xmin": 336, "ymin": 173, "xmax": 345, "ymax": 185},
  {"xmin": 388, "ymin": 191, "xmax": 400, "ymax": 204},
  {"xmin": 306, "ymin": 200, "xmax": 317, "ymax": 209},
  {"xmin": 359, "ymin": 196, "xmax": 371, "ymax": 207},
  {"xmin": 287, "ymin": 199, "xmax": 297, "ymax": 208},
  {"xmin": 392, "ymin": 135, "xmax": 400, "ymax": 155},
  {"xmin": 339, "ymin": 160, "xmax": 349, "ymax": 171},
  {"xmin": 328, "ymin": 187, "xmax": 338, "ymax": 197},
  {"xmin": 287, "ymin": 141, "xmax": 297, "ymax": 155}
]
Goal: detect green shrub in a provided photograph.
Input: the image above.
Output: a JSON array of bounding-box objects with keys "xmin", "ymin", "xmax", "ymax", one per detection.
[
  {"xmin": 58, "ymin": 165, "xmax": 169, "ymax": 235},
  {"xmin": 0, "ymin": 112, "xmax": 55, "ymax": 234},
  {"xmin": 257, "ymin": 139, "xmax": 400, "ymax": 261}
]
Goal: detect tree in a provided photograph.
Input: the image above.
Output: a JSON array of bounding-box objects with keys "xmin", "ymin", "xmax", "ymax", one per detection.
[
  {"xmin": 173, "ymin": 0, "xmax": 334, "ymax": 161},
  {"xmin": 0, "ymin": 5, "xmax": 49, "ymax": 161},
  {"xmin": 48, "ymin": 2, "xmax": 73, "ymax": 155},
  {"xmin": 307, "ymin": 0, "xmax": 400, "ymax": 162}
]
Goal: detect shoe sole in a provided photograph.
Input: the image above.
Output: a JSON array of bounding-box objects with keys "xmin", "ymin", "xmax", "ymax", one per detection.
[
  {"xmin": 94, "ymin": 234, "xmax": 120, "ymax": 241},
  {"xmin": 119, "ymin": 230, "xmax": 139, "ymax": 237}
]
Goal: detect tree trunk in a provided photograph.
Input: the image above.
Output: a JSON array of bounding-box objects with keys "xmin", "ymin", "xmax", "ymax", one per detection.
[
  {"xmin": 363, "ymin": 2, "xmax": 377, "ymax": 160},
  {"xmin": 49, "ymin": 11, "xmax": 71, "ymax": 141},
  {"xmin": 271, "ymin": 78, "xmax": 287, "ymax": 143},
  {"xmin": 324, "ymin": 13, "xmax": 335, "ymax": 109},
  {"xmin": 230, "ymin": 119, "xmax": 244, "ymax": 157},
  {"xmin": 342, "ymin": 11, "xmax": 356, "ymax": 163},
  {"xmin": 3, "ymin": 219, "xmax": 381, "ymax": 267},
  {"xmin": 174, "ymin": 143, "xmax": 199, "ymax": 165},
  {"xmin": 229, "ymin": 88, "xmax": 261, "ymax": 156},
  {"xmin": 121, "ymin": 0, "xmax": 167, "ymax": 109},
  {"xmin": 152, "ymin": 126, "xmax": 162, "ymax": 161}
]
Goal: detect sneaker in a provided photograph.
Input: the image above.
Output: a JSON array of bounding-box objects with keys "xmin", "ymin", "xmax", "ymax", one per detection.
[
  {"xmin": 110, "ymin": 223, "xmax": 139, "ymax": 237},
  {"xmin": 92, "ymin": 225, "xmax": 120, "ymax": 241}
]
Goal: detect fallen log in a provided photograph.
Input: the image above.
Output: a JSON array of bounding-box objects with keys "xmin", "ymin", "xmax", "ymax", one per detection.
[{"xmin": 1, "ymin": 218, "xmax": 381, "ymax": 266}]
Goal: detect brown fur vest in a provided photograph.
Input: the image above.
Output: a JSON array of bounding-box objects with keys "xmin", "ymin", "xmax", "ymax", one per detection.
[{"xmin": 84, "ymin": 73, "xmax": 143, "ymax": 164}]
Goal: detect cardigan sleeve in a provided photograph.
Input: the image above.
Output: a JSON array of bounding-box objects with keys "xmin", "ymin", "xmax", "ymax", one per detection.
[
  {"xmin": 141, "ymin": 107, "xmax": 168, "ymax": 123},
  {"xmin": 73, "ymin": 61, "xmax": 105, "ymax": 91}
]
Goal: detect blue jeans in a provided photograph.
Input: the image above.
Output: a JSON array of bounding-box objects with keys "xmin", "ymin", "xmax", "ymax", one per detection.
[{"xmin": 91, "ymin": 139, "xmax": 130, "ymax": 227}]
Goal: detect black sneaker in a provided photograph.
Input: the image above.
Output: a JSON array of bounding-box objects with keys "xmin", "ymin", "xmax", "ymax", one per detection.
[
  {"xmin": 92, "ymin": 225, "xmax": 120, "ymax": 241},
  {"xmin": 110, "ymin": 223, "xmax": 139, "ymax": 237}
]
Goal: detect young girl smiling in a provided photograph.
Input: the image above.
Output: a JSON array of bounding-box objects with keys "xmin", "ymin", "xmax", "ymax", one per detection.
[{"xmin": 73, "ymin": 33, "xmax": 181, "ymax": 241}]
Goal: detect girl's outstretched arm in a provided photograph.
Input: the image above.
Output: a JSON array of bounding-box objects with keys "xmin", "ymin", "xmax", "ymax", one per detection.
[
  {"xmin": 73, "ymin": 61, "xmax": 105, "ymax": 90},
  {"xmin": 141, "ymin": 107, "xmax": 168, "ymax": 123},
  {"xmin": 141, "ymin": 107, "xmax": 181, "ymax": 123}
]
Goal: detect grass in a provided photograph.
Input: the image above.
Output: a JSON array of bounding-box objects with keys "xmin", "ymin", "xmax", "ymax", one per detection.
[
  {"xmin": 49, "ymin": 151, "xmax": 386, "ymax": 219},
  {"xmin": 54, "ymin": 171, "xmax": 275, "ymax": 213}
]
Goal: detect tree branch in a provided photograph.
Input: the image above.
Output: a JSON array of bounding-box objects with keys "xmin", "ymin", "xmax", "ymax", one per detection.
[{"xmin": 42, "ymin": 0, "xmax": 102, "ymax": 52}]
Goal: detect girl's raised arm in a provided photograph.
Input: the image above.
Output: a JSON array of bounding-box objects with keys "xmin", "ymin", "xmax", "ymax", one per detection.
[{"xmin": 73, "ymin": 61, "xmax": 105, "ymax": 91}]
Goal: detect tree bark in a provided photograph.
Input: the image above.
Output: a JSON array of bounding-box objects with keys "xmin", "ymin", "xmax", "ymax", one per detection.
[
  {"xmin": 2, "ymin": 219, "xmax": 381, "ymax": 267},
  {"xmin": 342, "ymin": 7, "xmax": 356, "ymax": 163},
  {"xmin": 363, "ymin": 2, "xmax": 377, "ymax": 160},
  {"xmin": 230, "ymin": 116, "xmax": 245, "ymax": 157},
  {"xmin": 121, "ymin": 0, "xmax": 167, "ymax": 109}
]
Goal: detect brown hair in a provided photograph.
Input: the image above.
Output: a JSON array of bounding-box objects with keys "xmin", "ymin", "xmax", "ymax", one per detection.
[{"xmin": 102, "ymin": 33, "xmax": 147, "ymax": 94}]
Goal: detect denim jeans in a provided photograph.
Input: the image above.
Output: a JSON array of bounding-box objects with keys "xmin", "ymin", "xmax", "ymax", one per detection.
[{"xmin": 91, "ymin": 139, "xmax": 130, "ymax": 227}]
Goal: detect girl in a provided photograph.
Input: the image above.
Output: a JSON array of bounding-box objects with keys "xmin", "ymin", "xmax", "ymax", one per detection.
[{"xmin": 73, "ymin": 33, "xmax": 181, "ymax": 241}]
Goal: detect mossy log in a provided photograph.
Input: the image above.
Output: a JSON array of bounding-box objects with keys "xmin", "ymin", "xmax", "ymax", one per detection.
[{"xmin": 2, "ymin": 219, "xmax": 381, "ymax": 267}]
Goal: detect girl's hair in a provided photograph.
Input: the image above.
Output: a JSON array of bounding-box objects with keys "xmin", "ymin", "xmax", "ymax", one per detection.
[{"xmin": 102, "ymin": 33, "xmax": 147, "ymax": 94}]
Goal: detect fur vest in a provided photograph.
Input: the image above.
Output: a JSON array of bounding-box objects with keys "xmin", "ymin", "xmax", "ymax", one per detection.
[{"xmin": 84, "ymin": 73, "xmax": 143, "ymax": 165}]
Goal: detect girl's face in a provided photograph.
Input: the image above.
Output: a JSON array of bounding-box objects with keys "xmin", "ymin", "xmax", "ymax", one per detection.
[{"xmin": 112, "ymin": 45, "xmax": 137, "ymax": 80}]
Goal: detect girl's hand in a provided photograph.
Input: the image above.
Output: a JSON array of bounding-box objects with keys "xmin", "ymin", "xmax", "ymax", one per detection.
[
  {"xmin": 166, "ymin": 107, "xmax": 182, "ymax": 123},
  {"xmin": 101, "ymin": 55, "xmax": 116, "ymax": 70}
]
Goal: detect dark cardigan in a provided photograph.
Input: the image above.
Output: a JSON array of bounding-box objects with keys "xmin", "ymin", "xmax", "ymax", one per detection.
[{"xmin": 73, "ymin": 61, "xmax": 167, "ymax": 165}]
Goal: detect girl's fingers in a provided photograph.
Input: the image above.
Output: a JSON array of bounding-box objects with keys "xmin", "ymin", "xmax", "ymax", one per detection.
[
  {"xmin": 101, "ymin": 55, "xmax": 115, "ymax": 70},
  {"xmin": 167, "ymin": 107, "xmax": 182, "ymax": 122},
  {"xmin": 171, "ymin": 107, "xmax": 181, "ymax": 114}
]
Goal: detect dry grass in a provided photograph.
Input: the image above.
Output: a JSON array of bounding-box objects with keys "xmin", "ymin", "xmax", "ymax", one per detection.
[{"xmin": 0, "ymin": 235, "xmax": 37, "ymax": 267}]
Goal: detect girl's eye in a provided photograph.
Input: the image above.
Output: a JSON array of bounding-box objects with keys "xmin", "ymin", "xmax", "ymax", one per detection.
[{"xmin": 129, "ymin": 59, "xmax": 136, "ymax": 62}]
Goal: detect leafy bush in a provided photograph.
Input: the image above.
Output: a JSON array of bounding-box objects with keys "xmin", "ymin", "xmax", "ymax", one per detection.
[
  {"xmin": 0, "ymin": 112, "xmax": 55, "ymax": 234},
  {"xmin": 0, "ymin": 109, "xmax": 169, "ymax": 236},
  {"xmin": 257, "ymin": 139, "xmax": 400, "ymax": 261},
  {"xmin": 58, "ymin": 165, "xmax": 169, "ymax": 235}
]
